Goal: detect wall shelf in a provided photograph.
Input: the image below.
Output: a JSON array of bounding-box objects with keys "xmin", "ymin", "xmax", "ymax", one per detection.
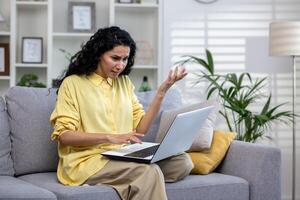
[
  {"xmin": 134, "ymin": 65, "xmax": 158, "ymax": 69},
  {"xmin": 0, "ymin": 31, "xmax": 10, "ymax": 36},
  {"xmin": 0, "ymin": 76, "xmax": 10, "ymax": 80},
  {"xmin": 115, "ymin": 3, "xmax": 158, "ymax": 8},
  {"xmin": 16, "ymin": 1, "xmax": 48, "ymax": 6},
  {"xmin": 15, "ymin": 63, "xmax": 48, "ymax": 68},
  {"xmin": 53, "ymin": 32, "xmax": 93, "ymax": 38}
]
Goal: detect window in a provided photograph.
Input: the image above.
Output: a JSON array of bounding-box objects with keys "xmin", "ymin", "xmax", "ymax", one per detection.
[{"xmin": 162, "ymin": 0, "xmax": 300, "ymax": 148}]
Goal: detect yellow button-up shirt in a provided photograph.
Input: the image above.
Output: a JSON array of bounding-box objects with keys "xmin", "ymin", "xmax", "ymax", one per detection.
[{"xmin": 50, "ymin": 73, "xmax": 145, "ymax": 186}]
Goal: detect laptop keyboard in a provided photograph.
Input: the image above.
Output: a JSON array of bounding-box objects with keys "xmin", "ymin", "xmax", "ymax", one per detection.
[{"xmin": 125, "ymin": 145, "xmax": 160, "ymax": 158}]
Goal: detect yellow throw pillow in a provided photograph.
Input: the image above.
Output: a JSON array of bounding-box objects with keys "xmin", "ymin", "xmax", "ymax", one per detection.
[{"xmin": 188, "ymin": 130, "xmax": 236, "ymax": 175}]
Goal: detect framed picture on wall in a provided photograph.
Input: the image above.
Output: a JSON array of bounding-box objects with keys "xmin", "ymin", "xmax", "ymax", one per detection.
[
  {"xmin": 22, "ymin": 37, "xmax": 43, "ymax": 64},
  {"xmin": 0, "ymin": 43, "xmax": 9, "ymax": 76},
  {"xmin": 68, "ymin": 2, "xmax": 96, "ymax": 33}
]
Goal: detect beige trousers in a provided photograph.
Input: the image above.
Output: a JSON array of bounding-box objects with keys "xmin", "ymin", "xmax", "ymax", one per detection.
[{"xmin": 85, "ymin": 153, "xmax": 193, "ymax": 200}]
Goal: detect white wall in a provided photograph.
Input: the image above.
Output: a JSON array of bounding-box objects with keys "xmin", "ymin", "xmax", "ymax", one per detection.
[{"xmin": 162, "ymin": 0, "xmax": 300, "ymax": 199}]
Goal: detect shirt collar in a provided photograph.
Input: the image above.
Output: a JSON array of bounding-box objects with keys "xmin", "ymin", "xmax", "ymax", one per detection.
[{"xmin": 87, "ymin": 72, "xmax": 113, "ymax": 87}]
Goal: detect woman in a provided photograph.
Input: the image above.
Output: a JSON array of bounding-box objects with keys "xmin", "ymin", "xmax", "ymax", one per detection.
[{"xmin": 50, "ymin": 26, "xmax": 193, "ymax": 200}]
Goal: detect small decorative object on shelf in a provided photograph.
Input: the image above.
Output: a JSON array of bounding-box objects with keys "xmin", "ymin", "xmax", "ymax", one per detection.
[
  {"xmin": 52, "ymin": 79, "xmax": 60, "ymax": 88},
  {"xmin": 135, "ymin": 41, "xmax": 154, "ymax": 65},
  {"xmin": 22, "ymin": 37, "xmax": 43, "ymax": 64},
  {"xmin": 0, "ymin": 43, "xmax": 10, "ymax": 76},
  {"xmin": 68, "ymin": 1, "xmax": 96, "ymax": 33},
  {"xmin": 138, "ymin": 76, "xmax": 151, "ymax": 92},
  {"xmin": 17, "ymin": 74, "xmax": 46, "ymax": 88}
]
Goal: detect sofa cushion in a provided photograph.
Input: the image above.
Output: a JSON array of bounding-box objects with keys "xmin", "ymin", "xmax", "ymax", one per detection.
[
  {"xmin": 0, "ymin": 97, "xmax": 14, "ymax": 176},
  {"xmin": 166, "ymin": 174, "xmax": 249, "ymax": 200},
  {"xmin": 189, "ymin": 130, "xmax": 236, "ymax": 175},
  {"xmin": 19, "ymin": 172, "xmax": 248, "ymax": 200},
  {"xmin": 5, "ymin": 87, "xmax": 58, "ymax": 175},
  {"xmin": 137, "ymin": 89, "xmax": 182, "ymax": 142},
  {"xmin": 0, "ymin": 175, "xmax": 56, "ymax": 200},
  {"xmin": 19, "ymin": 172, "xmax": 120, "ymax": 200},
  {"xmin": 155, "ymin": 100, "xmax": 219, "ymax": 151}
]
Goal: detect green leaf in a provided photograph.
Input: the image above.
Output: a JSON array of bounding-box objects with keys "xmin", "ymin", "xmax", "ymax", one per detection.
[
  {"xmin": 238, "ymin": 73, "xmax": 251, "ymax": 85},
  {"xmin": 185, "ymin": 56, "xmax": 209, "ymax": 69},
  {"xmin": 205, "ymin": 49, "xmax": 214, "ymax": 74},
  {"xmin": 228, "ymin": 73, "xmax": 238, "ymax": 87},
  {"xmin": 245, "ymin": 77, "xmax": 267, "ymax": 99},
  {"xmin": 207, "ymin": 87, "xmax": 218, "ymax": 99},
  {"xmin": 260, "ymin": 95, "xmax": 271, "ymax": 115}
]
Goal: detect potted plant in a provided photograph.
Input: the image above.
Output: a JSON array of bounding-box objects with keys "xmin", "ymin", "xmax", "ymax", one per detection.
[
  {"xmin": 17, "ymin": 74, "xmax": 46, "ymax": 88},
  {"xmin": 179, "ymin": 49, "xmax": 295, "ymax": 142}
]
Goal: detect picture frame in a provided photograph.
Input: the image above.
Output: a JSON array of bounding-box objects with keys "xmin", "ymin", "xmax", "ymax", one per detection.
[
  {"xmin": 68, "ymin": 2, "xmax": 96, "ymax": 33},
  {"xmin": 22, "ymin": 37, "xmax": 43, "ymax": 64},
  {"xmin": 0, "ymin": 43, "xmax": 9, "ymax": 76}
]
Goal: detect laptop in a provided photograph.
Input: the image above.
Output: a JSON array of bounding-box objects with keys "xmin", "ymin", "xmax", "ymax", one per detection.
[{"xmin": 101, "ymin": 106, "xmax": 214, "ymax": 164}]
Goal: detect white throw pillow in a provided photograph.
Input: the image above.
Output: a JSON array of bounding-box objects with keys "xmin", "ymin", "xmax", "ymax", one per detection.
[{"xmin": 155, "ymin": 100, "xmax": 219, "ymax": 151}]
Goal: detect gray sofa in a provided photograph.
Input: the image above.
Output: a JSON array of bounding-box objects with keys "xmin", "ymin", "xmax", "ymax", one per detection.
[{"xmin": 0, "ymin": 86, "xmax": 281, "ymax": 200}]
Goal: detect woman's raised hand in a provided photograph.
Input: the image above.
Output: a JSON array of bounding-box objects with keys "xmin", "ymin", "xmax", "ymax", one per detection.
[
  {"xmin": 106, "ymin": 130, "xmax": 144, "ymax": 144},
  {"xmin": 159, "ymin": 66, "xmax": 188, "ymax": 94}
]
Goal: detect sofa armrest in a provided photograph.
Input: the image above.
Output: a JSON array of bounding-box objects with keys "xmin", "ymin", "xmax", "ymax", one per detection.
[{"xmin": 218, "ymin": 140, "xmax": 281, "ymax": 200}]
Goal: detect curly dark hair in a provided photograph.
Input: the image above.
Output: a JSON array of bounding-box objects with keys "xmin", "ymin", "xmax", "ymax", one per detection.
[{"xmin": 56, "ymin": 26, "xmax": 136, "ymax": 90}]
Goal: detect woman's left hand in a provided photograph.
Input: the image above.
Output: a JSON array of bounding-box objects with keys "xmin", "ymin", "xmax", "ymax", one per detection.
[
  {"xmin": 158, "ymin": 66, "xmax": 188, "ymax": 94},
  {"xmin": 137, "ymin": 66, "xmax": 187, "ymax": 134}
]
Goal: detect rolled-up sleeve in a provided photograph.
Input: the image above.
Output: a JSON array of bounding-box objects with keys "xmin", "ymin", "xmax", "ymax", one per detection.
[
  {"xmin": 50, "ymin": 79, "xmax": 80, "ymax": 140},
  {"xmin": 130, "ymin": 84, "xmax": 145, "ymax": 129}
]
